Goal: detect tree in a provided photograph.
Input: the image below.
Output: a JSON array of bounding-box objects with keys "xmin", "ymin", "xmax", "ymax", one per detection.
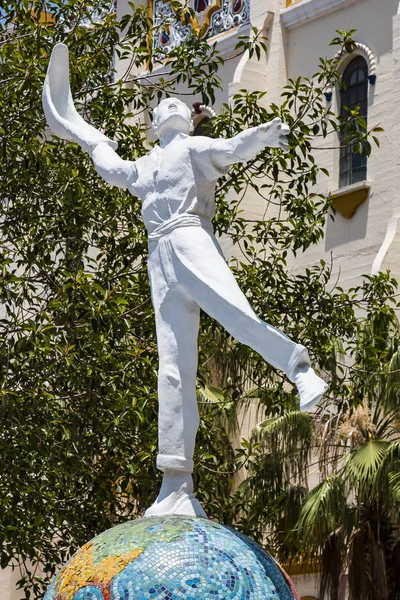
[
  {"xmin": 232, "ymin": 274, "xmax": 400, "ymax": 600},
  {"xmin": 294, "ymin": 281, "xmax": 400, "ymax": 600},
  {"xmin": 0, "ymin": 2, "xmax": 394, "ymax": 598},
  {"xmin": 0, "ymin": 2, "xmax": 235, "ymax": 596}
]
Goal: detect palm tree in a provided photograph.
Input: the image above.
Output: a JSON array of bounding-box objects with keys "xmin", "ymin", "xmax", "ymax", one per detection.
[
  {"xmin": 220, "ymin": 275, "xmax": 400, "ymax": 600},
  {"xmin": 295, "ymin": 306, "xmax": 400, "ymax": 600}
]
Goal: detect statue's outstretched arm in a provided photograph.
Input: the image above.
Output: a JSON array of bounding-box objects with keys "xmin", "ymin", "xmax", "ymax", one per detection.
[
  {"xmin": 43, "ymin": 44, "xmax": 137, "ymax": 190},
  {"xmin": 90, "ymin": 142, "xmax": 137, "ymax": 190},
  {"xmin": 209, "ymin": 118, "xmax": 289, "ymax": 168}
]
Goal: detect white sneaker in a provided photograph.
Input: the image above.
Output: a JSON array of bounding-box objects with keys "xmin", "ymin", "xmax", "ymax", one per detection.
[{"xmin": 294, "ymin": 365, "xmax": 328, "ymax": 412}]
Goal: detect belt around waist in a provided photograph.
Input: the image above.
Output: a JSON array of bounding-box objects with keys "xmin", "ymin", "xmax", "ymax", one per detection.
[{"xmin": 147, "ymin": 214, "xmax": 213, "ymax": 244}]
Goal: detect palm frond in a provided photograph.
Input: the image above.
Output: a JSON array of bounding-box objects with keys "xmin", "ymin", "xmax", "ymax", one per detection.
[
  {"xmin": 387, "ymin": 439, "xmax": 400, "ymax": 461},
  {"xmin": 197, "ymin": 382, "xmax": 240, "ymax": 435},
  {"xmin": 387, "ymin": 443, "xmax": 400, "ymax": 506},
  {"xmin": 296, "ymin": 475, "xmax": 346, "ymax": 549},
  {"xmin": 379, "ymin": 441, "xmax": 400, "ymax": 505},
  {"xmin": 389, "ymin": 471, "xmax": 400, "ymax": 502},
  {"xmin": 387, "ymin": 346, "xmax": 400, "ymax": 411},
  {"xmin": 253, "ymin": 410, "xmax": 312, "ymax": 441},
  {"xmin": 344, "ymin": 439, "xmax": 400, "ymax": 512},
  {"xmin": 252, "ymin": 411, "xmax": 313, "ymax": 486},
  {"xmin": 345, "ymin": 439, "xmax": 390, "ymax": 494}
]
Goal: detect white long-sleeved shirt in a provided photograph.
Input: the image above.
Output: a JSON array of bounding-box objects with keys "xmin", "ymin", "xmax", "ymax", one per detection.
[{"xmin": 91, "ymin": 127, "xmax": 270, "ymax": 238}]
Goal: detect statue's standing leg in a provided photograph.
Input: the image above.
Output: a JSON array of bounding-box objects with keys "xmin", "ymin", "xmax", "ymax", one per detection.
[
  {"xmin": 154, "ymin": 287, "xmax": 200, "ymax": 473},
  {"xmin": 145, "ymin": 238, "xmax": 206, "ymax": 517}
]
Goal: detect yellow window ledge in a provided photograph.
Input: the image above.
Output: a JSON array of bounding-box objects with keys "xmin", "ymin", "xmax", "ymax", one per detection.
[
  {"xmin": 330, "ymin": 180, "xmax": 371, "ymax": 219},
  {"xmin": 286, "ymin": 0, "xmax": 303, "ymax": 6}
]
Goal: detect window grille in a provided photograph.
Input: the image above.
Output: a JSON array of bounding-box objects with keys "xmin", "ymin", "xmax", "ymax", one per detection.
[
  {"xmin": 193, "ymin": 117, "xmax": 211, "ymax": 136},
  {"xmin": 339, "ymin": 55, "xmax": 368, "ymax": 188}
]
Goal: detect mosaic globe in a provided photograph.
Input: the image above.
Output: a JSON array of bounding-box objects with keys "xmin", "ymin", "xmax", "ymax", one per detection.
[{"xmin": 44, "ymin": 515, "xmax": 300, "ymax": 600}]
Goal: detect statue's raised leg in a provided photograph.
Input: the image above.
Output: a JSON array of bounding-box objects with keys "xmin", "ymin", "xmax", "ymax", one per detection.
[{"xmin": 154, "ymin": 226, "xmax": 327, "ymax": 412}]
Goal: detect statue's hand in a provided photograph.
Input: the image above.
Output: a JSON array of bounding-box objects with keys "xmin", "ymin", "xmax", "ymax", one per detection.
[
  {"xmin": 258, "ymin": 117, "xmax": 290, "ymax": 151},
  {"xmin": 43, "ymin": 44, "xmax": 117, "ymax": 153}
]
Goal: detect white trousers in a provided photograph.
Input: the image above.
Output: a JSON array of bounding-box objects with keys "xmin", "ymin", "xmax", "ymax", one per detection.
[{"xmin": 148, "ymin": 225, "xmax": 308, "ymax": 473}]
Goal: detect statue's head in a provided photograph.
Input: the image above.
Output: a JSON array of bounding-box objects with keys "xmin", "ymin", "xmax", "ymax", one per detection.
[{"xmin": 152, "ymin": 98, "xmax": 194, "ymax": 140}]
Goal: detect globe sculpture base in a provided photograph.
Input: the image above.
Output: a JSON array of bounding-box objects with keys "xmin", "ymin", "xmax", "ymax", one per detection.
[{"xmin": 44, "ymin": 516, "xmax": 300, "ymax": 600}]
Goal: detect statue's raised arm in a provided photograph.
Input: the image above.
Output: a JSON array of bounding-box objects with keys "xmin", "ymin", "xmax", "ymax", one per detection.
[
  {"xmin": 43, "ymin": 44, "xmax": 136, "ymax": 190},
  {"xmin": 208, "ymin": 117, "xmax": 290, "ymax": 168},
  {"xmin": 42, "ymin": 43, "xmax": 117, "ymax": 151}
]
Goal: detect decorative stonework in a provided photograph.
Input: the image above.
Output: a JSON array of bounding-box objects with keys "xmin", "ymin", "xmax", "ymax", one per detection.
[
  {"xmin": 323, "ymin": 42, "xmax": 377, "ymax": 102},
  {"xmin": 334, "ymin": 42, "xmax": 377, "ymax": 84},
  {"xmin": 152, "ymin": 0, "xmax": 192, "ymax": 53},
  {"xmin": 191, "ymin": 103, "xmax": 217, "ymax": 136},
  {"xmin": 152, "ymin": 0, "xmax": 250, "ymax": 54},
  {"xmin": 191, "ymin": 102, "xmax": 216, "ymax": 120}
]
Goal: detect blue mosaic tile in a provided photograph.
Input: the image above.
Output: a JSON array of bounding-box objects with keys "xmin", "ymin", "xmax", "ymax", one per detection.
[{"xmin": 44, "ymin": 516, "xmax": 299, "ymax": 600}]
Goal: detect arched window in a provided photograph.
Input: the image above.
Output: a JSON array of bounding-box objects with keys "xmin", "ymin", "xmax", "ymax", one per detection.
[
  {"xmin": 193, "ymin": 117, "xmax": 212, "ymax": 137},
  {"xmin": 339, "ymin": 55, "xmax": 368, "ymax": 188}
]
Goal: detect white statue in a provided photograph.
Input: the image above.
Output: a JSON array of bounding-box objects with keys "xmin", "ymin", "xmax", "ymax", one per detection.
[{"xmin": 43, "ymin": 44, "xmax": 328, "ymax": 519}]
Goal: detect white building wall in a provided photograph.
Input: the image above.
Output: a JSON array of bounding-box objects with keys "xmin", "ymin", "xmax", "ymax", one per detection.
[
  {"xmin": 215, "ymin": 0, "xmax": 400, "ymax": 289},
  {"xmin": 0, "ymin": 567, "xmax": 23, "ymax": 600},
  {"xmin": 273, "ymin": 0, "xmax": 399, "ymax": 287},
  {"xmin": 382, "ymin": 5, "xmax": 400, "ymax": 277}
]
